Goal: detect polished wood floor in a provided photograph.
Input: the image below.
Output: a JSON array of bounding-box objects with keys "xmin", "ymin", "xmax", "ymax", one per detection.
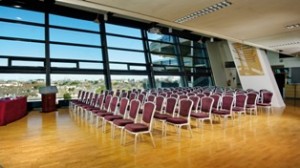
[{"xmin": 0, "ymin": 99, "xmax": 299, "ymax": 168}]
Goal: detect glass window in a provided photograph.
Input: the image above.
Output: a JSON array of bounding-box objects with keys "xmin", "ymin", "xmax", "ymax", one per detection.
[
  {"xmin": 51, "ymin": 62, "xmax": 77, "ymax": 68},
  {"xmin": 106, "ymin": 23, "xmax": 141, "ymax": 37},
  {"xmin": 149, "ymin": 41, "xmax": 175, "ymax": 54},
  {"xmin": 79, "ymin": 62, "xmax": 103, "ymax": 69},
  {"xmin": 0, "ymin": 74, "xmax": 45, "ymax": 100},
  {"xmin": 0, "ymin": 40, "xmax": 45, "ymax": 58},
  {"xmin": 147, "ymin": 32, "xmax": 173, "ymax": 43},
  {"xmin": 109, "ymin": 63, "xmax": 128, "ymax": 70},
  {"xmin": 50, "ymin": 14, "xmax": 99, "ymax": 31},
  {"xmin": 51, "ymin": 74, "xmax": 105, "ymax": 99},
  {"xmin": 0, "ymin": 6, "xmax": 44, "ymax": 23},
  {"xmin": 12, "ymin": 60, "xmax": 44, "ymax": 67},
  {"xmin": 192, "ymin": 76, "xmax": 213, "ymax": 86},
  {"xmin": 0, "ymin": 58, "xmax": 8, "ymax": 66},
  {"xmin": 50, "ymin": 44, "xmax": 102, "ymax": 61},
  {"xmin": 0, "ymin": 21, "xmax": 44, "ymax": 40},
  {"xmin": 107, "ymin": 35, "xmax": 144, "ymax": 50},
  {"xmin": 108, "ymin": 49, "xmax": 145, "ymax": 63},
  {"xmin": 151, "ymin": 53, "xmax": 178, "ymax": 66},
  {"xmin": 153, "ymin": 65, "xmax": 180, "ymax": 73},
  {"xmin": 110, "ymin": 75, "xmax": 149, "ymax": 91},
  {"xmin": 50, "ymin": 28, "xmax": 101, "ymax": 45},
  {"xmin": 154, "ymin": 76, "xmax": 182, "ymax": 88}
]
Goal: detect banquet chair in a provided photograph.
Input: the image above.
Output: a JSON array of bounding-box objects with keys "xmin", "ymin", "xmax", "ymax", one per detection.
[
  {"xmin": 246, "ymin": 92, "xmax": 259, "ymax": 115},
  {"xmin": 102, "ymin": 98, "xmax": 129, "ymax": 137},
  {"xmin": 154, "ymin": 97, "xmax": 177, "ymax": 135},
  {"xmin": 232, "ymin": 93, "xmax": 248, "ymax": 121},
  {"xmin": 123, "ymin": 102, "xmax": 156, "ymax": 152},
  {"xmin": 165, "ymin": 99, "xmax": 193, "ymax": 139},
  {"xmin": 191, "ymin": 96, "xmax": 214, "ymax": 127},
  {"xmin": 256, "ymin": 91, "xmax": 273, "ymax": 114},
  {"xmin": 112, "ymin": 99, "xmax": 141, "ymax": 143},
  {"xmin": 212, "ymin": 95, "xmax": 234, "ymax": 128}
]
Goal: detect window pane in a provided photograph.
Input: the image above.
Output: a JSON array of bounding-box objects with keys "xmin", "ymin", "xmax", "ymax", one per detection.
[
  {"xmin": 155, "ymin": 76, "xmax": 182, "ymax": 88},
  {"xmin": 12, "ymin": 60, "xmax": 44, "ymax": 67},
  {"xmin": 79, "ymin": 62, "xmax": 103, "ymax": 69},
  {"xmin": 50, "ymin": 44, "xmax": 102, "ymax": 61},
  {"xmin": 107, "ymin": 36, "xmax": 144, "ymax": 50},
  {"xmin": 0, "ymin": 21, "xmax": 44, "ymax": 40},
  {"xmin": 149, "ymin": 41, "xmax": 175, "ymax": 54},
  {"xmin": 51, "ymin": 62, "xmax": 76, "ymax": 68},
  {"xmin": 108, "ymin": 49, "xmax": 145, "ymax": 63},
  {"xmin": 192, "ymin": 76, "xmax": 213, "ymax": 86},
  {"xmin": 50, "ymin": 28, "xmax": 100, "ymax": 45},
  {"xmin": 151, "ymin": 53, "xmax": 178, "ymax": 66},
  {"xmin": 110, "ymin": 63, "xmax": 127, "ymax": 70},
  {"xmin": 50, "ymin": 14, "xmax": 99, "ymax": 31},
  {"xmin": 111, "ymin": 75, "xmax": 149, "ymax": 91},
  {"xmin": 153, "ymin": 66, "xmax": 180, "ymax": 72},
  {"xmin": 0, "ymin": 6, "xmax": 44, "ymax": 23},
  {"xmin": 106, "ymin": 23, "xmax": 141, "ymax": 37},
  {"xmin": 147, "ymin": 32, "xmax": 173, "ymax": 43},
  {"xmin": 0, "ymin": 74, "xmax": 45, "ymax": 100},
  {"xmin": 0, "ymin": 58, "xmax": 8, "ymax": 66},
  {"xmin": 0, "ymin": 40, "xmax": 45, "ymax": 57},
  {"xmin": 51, "ymin": 74, "xmax": 105, "ymax": 99}
]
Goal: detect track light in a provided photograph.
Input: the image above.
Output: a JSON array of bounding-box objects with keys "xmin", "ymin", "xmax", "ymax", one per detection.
[
  {"xmin": 210, "ymin": 37, "xmax": 214, "ymax": 42},
  {"xmin": 93, "ymin": 14, "xmax": 100, "ymax": 23}
]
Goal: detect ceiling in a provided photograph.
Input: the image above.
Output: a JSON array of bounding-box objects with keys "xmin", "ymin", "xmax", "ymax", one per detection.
[{"xmin": 56, "ymin": 0, "xmax": 300, "ymax": 56}]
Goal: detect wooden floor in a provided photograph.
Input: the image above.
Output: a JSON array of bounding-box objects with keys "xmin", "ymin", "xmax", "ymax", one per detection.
[{"xmin": 0, "ymin": 99, "xmax": 299, "ymax": 168}]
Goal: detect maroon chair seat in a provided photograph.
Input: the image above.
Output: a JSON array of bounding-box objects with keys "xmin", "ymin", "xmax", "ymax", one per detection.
[
  {"xmin": 191, "ymin": 112, "xmax": 209, "ymax": 118},
  {"xmin": 166, "ymin": 117, "xmax": 188, "ymax": 124},
  {"xmin": 212, "ymin": 109, "xmax": 231, "ymax": 115},
  {"xmin": 125, "ymin": 123, "xmax": 148, "ymax": 132},
  {"xmin": 256, "ymin": 103, "xmax": 271, "ymax": 106},
  {"xmin": 154, "ymin": 113, "xmax": 171, "ymax": 120},
  {"xmin": 104, "ymin": 115, "xmax": 123, "ymax": 121},
  {"xmin": 246, "ymin": 104, "xmax": 255, "ymax": 108},
  {"xmin": 97, "ymin": 112, "xmax": 114, "ymax": 117},
  {"xmin": 232, "ymin": 107, "xmax": 244, "ymax": 112},
  {"xmin": 113, "ymin": 119, "xmax": 134, "ymax": 126}
]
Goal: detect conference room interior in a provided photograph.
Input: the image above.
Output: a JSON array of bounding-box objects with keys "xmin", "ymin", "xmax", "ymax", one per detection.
[{"xmin": 0, "ymin": 0, "xmax": 299, "ymax": 168}]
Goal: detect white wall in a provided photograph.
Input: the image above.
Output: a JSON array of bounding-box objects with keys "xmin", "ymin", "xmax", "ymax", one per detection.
[{"xmin": 228, "ymin": 42, "xmax": 285, "ymax": 107}]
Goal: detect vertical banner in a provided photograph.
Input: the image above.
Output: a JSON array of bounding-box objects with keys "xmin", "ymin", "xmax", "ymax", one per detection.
[{"xmin": 232, "ymin": 43, "xmax": 264, "ymax": 76}]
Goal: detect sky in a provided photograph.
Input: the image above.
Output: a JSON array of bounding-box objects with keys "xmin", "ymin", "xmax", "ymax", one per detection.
[{"xmin": 0, "ymin": 6, "xmax": 182, "ymax": 82}]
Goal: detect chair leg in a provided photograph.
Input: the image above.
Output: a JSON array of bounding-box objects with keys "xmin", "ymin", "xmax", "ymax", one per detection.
[
  {"xmin": 134, "ymin": 134, "xmax": 138, "ymax": 152},
  {"xmin": 188, "ymin": 125, "xmax": 193, "ymax": 138},
  {"xmin": 149, "ymin": 132, "xmax": 156, "ymax": 148}
]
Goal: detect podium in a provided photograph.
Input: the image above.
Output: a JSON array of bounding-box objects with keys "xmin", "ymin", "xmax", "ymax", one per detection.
[{"xmin": 39, "ymin": 86, "xmax": 58, "ymax": 112}]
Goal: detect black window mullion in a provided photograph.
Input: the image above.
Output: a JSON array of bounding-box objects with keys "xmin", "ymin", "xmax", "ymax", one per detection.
[
  {"xmin": 101, "ymin": 23, "xmax": 111, "ymax": 90},
  {"xmin": 142, "ymin": 29, "xmax": 155, "ymax": 89}
]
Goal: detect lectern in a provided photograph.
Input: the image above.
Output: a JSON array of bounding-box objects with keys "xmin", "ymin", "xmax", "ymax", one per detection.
[{"xmin": 39, "ymin": 86, "xmax": 58, "ymax": 112}]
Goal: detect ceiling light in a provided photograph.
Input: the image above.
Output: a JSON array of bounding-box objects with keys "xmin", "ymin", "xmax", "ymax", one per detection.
[
  {"xmin": 174, "ymin": 0, "xmax": 232, "ymax": 24},
  {"xmin": 285, "ymin": 23, "xmax": 300, "ymax": 30},
  {"xmin": 13, "ymin": 5, "xmax": 21, "ymax": 8},
  {"xmin": 269, "ymin": 41, "xmax": 300, "ymax": 48}
]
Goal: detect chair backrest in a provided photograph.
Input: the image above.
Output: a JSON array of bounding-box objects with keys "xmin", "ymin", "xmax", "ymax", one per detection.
[
  {"xmin": 165, "ymin": 97, "xmax": 177, "ymax": 116},
  {"xmin": 200, "ymin": 97, "xmax": 214, "ymax": 113},
  {"xmin": 128, "ymin": 99, "xmax": 141, "ymax": 122},
  {"xmin": 155, "ymin": 96, "xmax": 165, "ymax": 113},
  {"xmin": 137, "ymin": 94, "xmax": 145, "ymax": 104},
  {"xmin": 197, "ymin": 93, "xmax": 206, "ymax": 99},
  {"xmin": 177, "ymin": 99, "xmax": 193, "ymax": 118},
  {"xmin": 115, "ymin": 90, "xmax": 121, "ymax": 97},
  {"xmin": 159, "ymin": 93, "xmax": 167, "ymax": 97},
  {"xmin": 141, "ymin": 102, "xmax": 156, "ymax": 130},
  {"xmin": 97, "ymin": 94, "xmax": 105, "ymax": 109},
  {"xmin": 147, "ymin": 94, "xmax": 156, "ymax": 102},
  {"xmin": 247, "ymin": 92, "xmax": 258, "ymax": 105},
  {"xmin": 120, "ymin": 91, "xmax": 128, "ymax": 98},
  {"xmin": 118, "ymin": 98, "xmax": 129, "ymax": 116},
  {"xmin": 261, "ymin": 91, "xmax": 273, "ymax": 104},
  {"xmin": 210, "ymin": 94, "xmax": 220, "ymax": 109},
  {"xmin": 87, "ymin": 92, "xmax": 94, "ymax": 105},
  {"xmin": 91, "ymin": 93, "xmax": 99, "ymax": 106},
  {"xmin": 235, "ymin": 94, "xmax": 248, "ymax": 108},
  {"xmin": 170, "ymin": 93, "xmax": 179, "ymax": 99},
  {"xmin": 83, "ymin": 91, "xmax": 89, "ymax": 103},
  {"xmin": 109, "ymin": 96, "xmax": 119, "ymax": 114},
  {"xmin": 189, "ymin": 96, "xmax": 200, "ymax": 112},
  {"xmin": 179, "ymin": 94, "xmax": 188, "ymax": 100},
  {"xmin": 220, "ymin": 95, "xmax": 234, "ymax": 111},
  {"xmin": 103, "ymin": 95, "xmax": 112, "ymax": 110},
  {"xmin": 80, "ymin": 91, "xmax": 86, "ymax": 102},
  {"xmin": 77, "ymin": 90, "xmax": 82, "ymax": 99},
  {"xmin": 129, "ymin": 93, "xmax": 137, "ymax": 101}
]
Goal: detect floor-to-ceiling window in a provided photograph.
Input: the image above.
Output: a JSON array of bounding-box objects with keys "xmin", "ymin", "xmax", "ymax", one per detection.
[{"xmin": 0, "ymin": 2, "xmax": 215, "ymax": 101}]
